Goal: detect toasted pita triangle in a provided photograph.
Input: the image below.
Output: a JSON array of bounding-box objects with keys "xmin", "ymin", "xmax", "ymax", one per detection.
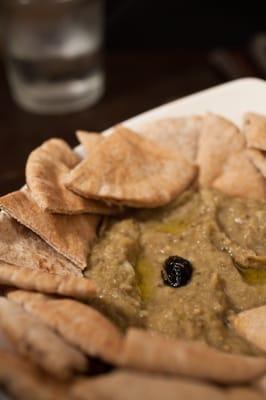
[
  {"xmin": 119, "ymin": 328, "xmax": 266, "ymax": 384},
  {"xmin": 0, "ymin": 188, "xmax": 99, "ymax": 269},
  {"xmin": 76, "ymin": 131, "xmax": 102, "ymax": 155},
  {"xmin": 0, "ymin": 212, "xmax": 81, "ymax": 276},
  {"xmin": 247, "ymin": 148, "xmax": 266, "ymax": 178},
  {"xmin": 197, "ymin": 113, "xmax": 245, "ymax": 187},
  {"xmin": 136, "ymin": 116, "xmax": 202, "ymax": 163},
  {"xmin": 212, "ymin": 151, "xmax": 266, "ymax": 200},
  {"xmin": 8, "ymin": 290, "xmax": 123, "ymax": 364},
  {"xmin": 232, "ymin": 305, "xmax": 266, "ymax": 352},
  {"xmin": 72, "ymin": 371, "xmax": 228, "ymax": 400},
  {"xmin": 243, "ymin": 112, "xmax": 266, "ymax": 150},
  {"xmin": 65, "ymin": 126, "xmax": 197, "ymax": 208},
  {"xmin": 26, "ymin": 138, "xmax": 118, "ymax": 215},
  {"xmin": 0, "ymin": 350, "xmax": 68, "ymax": 400},
  {"xmin": 0, "ymin": 262, "xmax": 97, "ymax": 300},
  {"xmin": 0, "ymin": 298, "xmax": 87, "ymax": 378}
]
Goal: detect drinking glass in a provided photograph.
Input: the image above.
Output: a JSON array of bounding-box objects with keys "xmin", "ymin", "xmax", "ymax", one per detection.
[{"xmin": 3, "ymin": 0, "xmax": 105, "ymax": 114}]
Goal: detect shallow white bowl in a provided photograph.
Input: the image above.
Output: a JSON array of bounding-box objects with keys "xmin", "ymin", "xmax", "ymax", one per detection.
[{"xmin": 76, "ymin": 77, "xmax": 266, "ymax": 158}]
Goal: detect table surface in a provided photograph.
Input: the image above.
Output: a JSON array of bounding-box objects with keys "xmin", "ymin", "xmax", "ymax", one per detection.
[{"xmin": 0, "ymin": 50, "xmax": 232, "ymax": 195}]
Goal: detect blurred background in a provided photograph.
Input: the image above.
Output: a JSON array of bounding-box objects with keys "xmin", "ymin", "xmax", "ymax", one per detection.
[{"xmin": 0, "ymin": 1, "xmax": 266, "ymax": 194}]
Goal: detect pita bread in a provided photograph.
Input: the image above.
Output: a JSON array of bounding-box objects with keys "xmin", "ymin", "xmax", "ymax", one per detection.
[
  {"xmin": 26, "ymin": 138, "xmax": 117, "ymax": 215},
  {"xmin": 76, "ymin": 131, "xmax": 102, "ymax": 155},
  {"xmin": 0, "ymin": 212, "xmax": 81, "ymax": 277},
  {"xmin": 0, "ymin": 297, "xmax": 87, "ymax": 378},
  {"xmin": 65, "ymin": 126, "xmax": 197, "ymax": 208},
  {"xmin": 197, "ymin": 113, "xmax": 245, "ymax": 187},
  {"xmin": 228, "ymin": 387, "xmax": 265, "ymax": 400},
  {"xmin": 0, "ymin": 188, "xmax": 99, "ymax": 269},
  {"xmin": 232, "ymin": 305, "xmax": 266, "ymax": 352},
  {"xmin": 8, "ymin": 290, "xmax": 123, "ymax": 364},
  {"xmin": 0, "ymin": 262, "xmax": 97, "ymax": 300},
  {"xmin": 0, "ymin": 325, "xmax": 16, "ymax": 352},
  {"xmin": 0, "ymin": 350, "xmax": 68, "ymax": 400},
  {"xmin": 119, "ymin": 328, "xmax": 266, "ymax": 384},
  {"xmin": 247, "ymin": 148, "xmax": 266, "ymax": 178},
  {"xmin": 243, "ymin": 112, "xmax": 266, "ymax": 150},
  {"xmin": 212, "ymin": 151, "xmax": 266, "ymax": 200},
  {"xmin": 136, "ymin": 116, "xmax": 202, "ymax": 163},
  {"xmin": 71, "ymin": 371, "xmax": 227, "ymax": 400}
]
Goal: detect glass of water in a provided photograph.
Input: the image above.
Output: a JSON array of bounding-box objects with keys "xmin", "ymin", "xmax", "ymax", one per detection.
[{"xmin": 3, "ymin": 0, "xmax": 105, "ymax": 114}]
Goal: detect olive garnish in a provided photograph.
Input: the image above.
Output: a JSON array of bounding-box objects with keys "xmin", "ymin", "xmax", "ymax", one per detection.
[{"xmin": 162, "ymin": 256, "xmax": 193, "ymax": 288}]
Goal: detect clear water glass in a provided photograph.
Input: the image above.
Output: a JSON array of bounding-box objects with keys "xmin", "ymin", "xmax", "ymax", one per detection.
[{"xmin": 3, "ymin": 0, "xmax": 105, "ymax": 114}]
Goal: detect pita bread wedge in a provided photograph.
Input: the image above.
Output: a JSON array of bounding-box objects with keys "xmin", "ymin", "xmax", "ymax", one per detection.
[
  {"xmin": 0, "ymin": 297, "xmax": 87, "ymax": 378},
  {"xmin": 212, "ymin": 151, "xmax": 266, "ymax": 200},
  {"xmin": 197, "ymin": 113, "xmax": 245, "ymax": 187},
  {"xmin": 247, "ymin": 148, "xmax": 266, "ymax": 178},
  {"xmin": 76, "ymin": 131, "xmax": 102, "ymax": 155},
  {"xmin": 0, "ymin": 262, "xmax": 97, "ymax": 300},
  {"xmin": 244, "ymin": 112, "xmax": 266, "ymax": 150},
  {"xmin": 0, "ymin": 211, "xmax": 81, "ymax": 277},
  {"xmin": 228, "ymin": 387, "xmax": 265, "ymax": 400},
  {"xmin": 72, "ymin": 371, "xmax": 227, "ymax": 400},
  {"xmin": 26, "ymin": 138, "xmax": 117, "ymax": 215},
  {"xmin": 232, "ymin": 305, "xmax": 266, "ymax": 353},
  {"xmin": 119, "ymin": 328, "xmax": 266, "ymax": 384},
  {"xmin": 8, "ymin": 290, "xmax": 123, "ymax": 364},
  {"xmin": 65, "ymin": 126, "xmax": 197, "ymax": 208},
  {"xmin": 136, "ymin": 116, "xmax": 202, "ymax": 163},
  {"xmin": 0, "ymin": 350, "xmax": 68, "ymax": 400},
  {"xmin": 0, "ymin": 188, "xmax": 99, "ymax": 269}
]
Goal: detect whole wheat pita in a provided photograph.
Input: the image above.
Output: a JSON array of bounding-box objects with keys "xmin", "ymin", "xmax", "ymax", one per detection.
[
  {"xmin": 232, "ymin": 305, "xmax": 266, "ymax": 353},
  {"xmin": 0, "ymin": 188, "xmax": 99, "ymax": 269},
  {"xmin": 8, "ymin": 290, "xmax": 123, "ymax": 364},
  {"xmin": 0, "ymin": 262, "xmax": 97, "ymax": 300},
  {"xmin": 212, "ymin": 151, "xmax": 266, "ymax": 200},
  {"xmin": 0, "ymin": 211, "xmax": 81, "ymax": 276},
  {"xmin": 136, "ymin": 116, "xmax": 202, "ymax": 163},
  {"xmin": 228, "ymin": 387, "xmax": 265, "ymax": 400},
  {"xmin": 197, "ymin": 113, "xmax": 245, "ymax": 187},
  {"xmin": 119, "ymin": 328, "xmax": 266, "ymax": 384},
  {"xmin": 71, "ymin": 370, "xmax": 228, "ymax": 400},
  {"xmin": 65, "ymin": 126, "xmax": 197, "ymax": 208},
  {"xmin": 243, "ymin": 112, "xmax": 266, "ymax": 150},
  {"xmin": 247, "ymin": 148, "xmax": 266, "ymax": 178},
  {"xmin": 76, "ymin": 131, "xmax": 102, "ymax": 155},
  {"xmin": 0, "ymin": 297, "xmax": 87, "ymax": 378},
  {"xmin": 0, "ymin": 350, "xmax": 68, "ymax": 400},
  {"xmin": 26, "ymin": 138, "xmax": 117, "ymax": 215}
]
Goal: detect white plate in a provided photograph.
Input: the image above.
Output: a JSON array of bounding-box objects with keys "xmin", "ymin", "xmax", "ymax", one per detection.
[{"xmin": 76, "ymin": 77, "xmax": 266, "ymax": 157}]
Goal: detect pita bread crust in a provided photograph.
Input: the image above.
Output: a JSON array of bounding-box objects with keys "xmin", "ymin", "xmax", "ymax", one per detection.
[
  {"xmin": 0, "ymin": 188, "xmax": 99, "ymax": 269},
  {"xmin": 136, "ymin": 116, "xmax": 202, "ymax": 163},
  {"xmin": 26, "ymin": 138, "xmax": 117, "ymax": 215},
  {"xmin": 0, "ymin": 297, "xmax": 87, "ymax": 378},
  {"xmin": 0, "ymin": 349, "xmax": 68, "ymax": 400},
  {"xmin": 247, "ymin": 148, "xmax": 266, "ymax": 178},
  {"xmin": 0, "ymin": 262, "xmax": 97, "ymax": 300},
  {"xmin": 244, "ymin": 112, "xmax": 266, "ymax": 150},
  {"xmin": 66, "ymin": 126, "xmax": 197, "ymax": 207},
  {"xmin": 212, "ymin": 151, "xmax": 266, "ymax": 200},
  {"xmin": 232, "ymin": 305, "xmax": 266, "ymax": 352},
  {"xmin": 8, "ymin": 290, "xmax": 123, "ymax": 364},
  {"xmin": 197, "ymin": 113, "xmax": 245, "ymax": 187},
  {"xmin": 0, "ymin": 212, "xmax": 81, "ymax": 276},
  {"xmin": 76, "ymin": 131, "xmax": 102, "ymax": 155},
  {"xmin": 119, "ymin": 328, "xmax": 266, "ymax": 384},
  {"xmin": 72, "ymin": 371, "xmax": 227, "ymax": 400}
]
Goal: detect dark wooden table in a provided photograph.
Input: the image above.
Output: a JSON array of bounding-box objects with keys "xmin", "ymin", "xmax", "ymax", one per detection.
[{"xmin": 0, "ymin": 50, "xmax": 226, "ymax": 195}]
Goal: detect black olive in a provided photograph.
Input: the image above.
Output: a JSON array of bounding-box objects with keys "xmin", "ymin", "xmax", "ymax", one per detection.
[{"xmin": 162, "ymin": 256, "xmax": 193, "ymax": 288}]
